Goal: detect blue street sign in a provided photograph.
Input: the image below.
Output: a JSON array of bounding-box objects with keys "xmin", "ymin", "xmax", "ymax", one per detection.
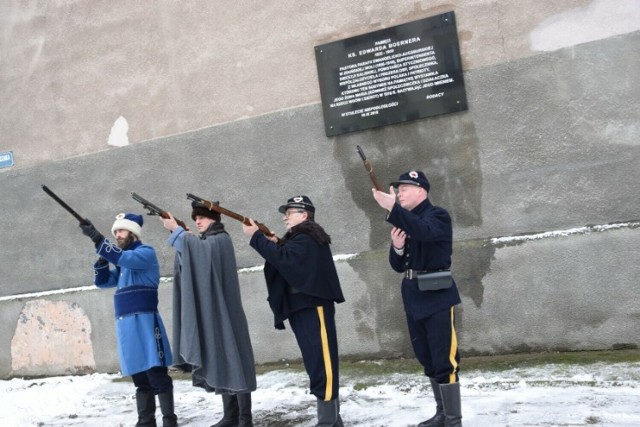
[{"xmin": 0, "ymin": 151, "xmax": 14, "ymax": 169}]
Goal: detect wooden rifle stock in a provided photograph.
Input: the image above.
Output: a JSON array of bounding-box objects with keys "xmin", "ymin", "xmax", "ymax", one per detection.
[
  {"xmin": 42, "ymin": 185, "xmax": 90, "ymax": 225},
  {"xmin": 131, "ymin": 192, "xmax": 190, "ymax": 231},
  {"xmin": 356, "ymin": 145, "xmax": 384, "ymax": 191},
  {"xmin": 186, "ymin": 193, "xmax": 282, "ymax": 244}
]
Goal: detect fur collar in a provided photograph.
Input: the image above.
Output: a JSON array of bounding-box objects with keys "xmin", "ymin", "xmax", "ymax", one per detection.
[
  {"xmin": 201, "ymin": 222, "xmax": 227, "ymax": 239},
  {"xmin": 284, "ymin": 220, "xmax": 331, "ymax": 245}
]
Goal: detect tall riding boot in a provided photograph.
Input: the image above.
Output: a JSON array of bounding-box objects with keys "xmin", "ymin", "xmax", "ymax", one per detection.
[
  {"xmin": 237, "ymin": 392, "xmax": 253, "ymax": 427},
  {"xmin": 440, "ymin": 382, "xmax": 463, "ymax": 427},
  {"xmin": 316, "ymin": 398, "xmax": 340, "ymax": 427},
  {"xmin": 158, "ymin": 392, "xmax": 178, "ymax": 427},
  {"xmin": 210, "ymin": 393, "xmax": 239, "ymax": 427},
  {"xmin": 135, "ymin": 391, "xmax": 157, "ymax": 427},
  {"xmin": 335, "ymin": 398, "xmax": 344, "ymax": 427},
  {"xmin": 418, "ymin": 378, "xmax": 445, "ymax": 427}
]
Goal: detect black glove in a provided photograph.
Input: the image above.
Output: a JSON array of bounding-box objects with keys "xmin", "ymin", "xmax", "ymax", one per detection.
[{"xmin": 80, "ymin": 219, "xmax": 104, "ymax": 245}]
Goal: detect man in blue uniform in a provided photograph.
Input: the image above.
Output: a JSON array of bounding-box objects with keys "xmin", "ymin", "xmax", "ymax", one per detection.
[
  {"xmin": 372, "ymin": 171, "xmax": 463, "ymax": 427},
  {"xmin": 80, "ymin": 212, "xmax": 177, "ymax": 427},
  {"xmin": 242, "ymin": 195, "xmax": 345, "ymax": 427}
]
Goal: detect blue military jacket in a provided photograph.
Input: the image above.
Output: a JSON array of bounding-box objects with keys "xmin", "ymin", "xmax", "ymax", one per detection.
[
  {"xmin": 386, "ymin": 198, "xmax": 461, "ymax": 320},
  {"xmin": 94, "ymin": 239, "xmax": 173, "ymax": 376}
]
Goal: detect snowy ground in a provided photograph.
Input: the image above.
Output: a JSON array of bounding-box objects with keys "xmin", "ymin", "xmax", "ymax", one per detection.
[{"xmin": 1, "ymin": 358, "xmax": 639, "ymax": 427}]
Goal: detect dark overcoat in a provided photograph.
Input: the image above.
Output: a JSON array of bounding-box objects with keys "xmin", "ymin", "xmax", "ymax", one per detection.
[{"xmin": 250, "ymin": 221, "xmax": 345, "ymax": 329}]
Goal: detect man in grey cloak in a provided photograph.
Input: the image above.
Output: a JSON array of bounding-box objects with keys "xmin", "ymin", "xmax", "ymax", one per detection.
[{"xmin": 161, "ymin": 201, "xmax": 257, "ymax": 427}]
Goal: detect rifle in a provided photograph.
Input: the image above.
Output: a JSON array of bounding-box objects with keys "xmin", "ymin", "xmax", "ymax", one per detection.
[
  {"xmin": 42, "ymin": 185, "xmax": 90, "ymax": 225},
  {"xmin": 186, "ymin": 193, "xmax": 282, "ymax": 244},
  {"xmin": 131, "ymin": 192, "xmax": 190, "ymax": 231},
  {"xmin": 356, "ymin": 145, "xmax": 384, "ymax": 191}
]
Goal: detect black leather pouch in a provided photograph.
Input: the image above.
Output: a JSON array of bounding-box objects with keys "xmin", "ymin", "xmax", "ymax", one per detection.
[{"xmin": 417, "ymin": 270, "xmax": 453, "ymax": 291}]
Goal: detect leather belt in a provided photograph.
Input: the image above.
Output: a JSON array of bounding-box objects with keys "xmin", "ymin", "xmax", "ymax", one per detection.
[{"xmin": 405, "ymin": 269, "xmax": 428, "ymax": 280}]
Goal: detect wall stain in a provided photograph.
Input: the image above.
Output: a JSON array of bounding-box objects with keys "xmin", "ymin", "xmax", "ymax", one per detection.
[
  {"xmin": 346, "ymin": 251, "xmax": 412, "ymax": 357},
  {"xmin": 333, "ymin": 113, "xmax": 485, "ymax": 345},
  {"xmin": 11, "ymin": 300, "xmax": 96, "ymax": 376},
  {"xmin": 452, "ymin": 238, "xmax": 494, "ymax": 309},
  {"xmin": 333, "ymin": 112, "xmax": 483, "ymax": 250}
]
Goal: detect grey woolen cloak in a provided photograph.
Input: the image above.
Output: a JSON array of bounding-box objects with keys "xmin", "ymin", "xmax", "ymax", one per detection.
[{"xmin": 170, "ymin": 223, "xmax": 256, "ymax": 394}]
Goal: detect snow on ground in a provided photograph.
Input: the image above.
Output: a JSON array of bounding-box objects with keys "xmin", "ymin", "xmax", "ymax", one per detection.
[{"xmin": 1, "ymin": 360, "xmax": 639, "ymax": 426}]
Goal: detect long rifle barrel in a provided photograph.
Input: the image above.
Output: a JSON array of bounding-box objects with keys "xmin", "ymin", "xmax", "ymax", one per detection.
[
  {"xmin": 356, "ymin": 145, "xmax": 384, "ymax": 191},
  {"xmin": 42, "ymin": 185, "xmax": 89, "ymax": 225},
  {"xmin": 131, "ymin": 192, "xmax": 189, "ymax": 231},
  {"xmin": 186, "ymin": 193, "xmax": 281, "ymax": 243}
]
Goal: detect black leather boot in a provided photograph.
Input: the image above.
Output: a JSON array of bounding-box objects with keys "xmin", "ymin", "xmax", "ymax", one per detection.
[
  {"xmin": 237, "ymin": 392, "xmax": 253, "ymax": 427},
  {"xmin": 210, "ymin": 393, "xmax": 239, "ymax": 427},
  {"xmin": 158, "ymin": 392, "xmax": 178, "ymax": 427},
  {"xmin": 316, "ymin": 398, "xmax": 340, "ymax": 427},
  {"xmin": 135, "ymin": 391, "xmax": 157, "ymax": 427},
  {"xmin": 418, "ymin": 378, "xmax": 445, "ymax": 427},
  {"xmin": 440, "ymin": 382, "xmax": 462, "ymax": 427},
  {"xmin": 335, "ymin": 398, "xmax": 344, "ymax": 427}
]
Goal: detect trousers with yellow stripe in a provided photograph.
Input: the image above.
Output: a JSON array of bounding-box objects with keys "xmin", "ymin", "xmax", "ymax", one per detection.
[
  {"xmin": 407, "ymin": 306, "xmax": 460, "ymax": 384},
  {"xmin": 289, "ymin": 303, "xmax": 340, "ymax": 401}
]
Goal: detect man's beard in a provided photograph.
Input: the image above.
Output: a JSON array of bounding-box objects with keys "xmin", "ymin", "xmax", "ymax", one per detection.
[{"xmin": 116, "ymin": 234, "xmax": 135, "ymax": 249}]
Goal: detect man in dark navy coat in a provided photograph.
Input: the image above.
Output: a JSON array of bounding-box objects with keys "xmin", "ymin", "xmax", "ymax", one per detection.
[
  {"xmin": 373, "ymin": 171, "xmax": 463, "ymax": 427},
  {"xmin": 242, "ymin": 195, "xmax": 345, "ymax": 427}
]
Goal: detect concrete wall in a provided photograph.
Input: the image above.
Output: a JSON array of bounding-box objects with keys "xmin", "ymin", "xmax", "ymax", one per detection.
[{"xmin": 1, "ymin": 0, "xmax": 639, "ymax": 378}]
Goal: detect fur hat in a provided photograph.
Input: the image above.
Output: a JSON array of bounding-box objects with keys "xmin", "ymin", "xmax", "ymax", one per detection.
[
  {"xmin": 390, "ymin": 170, "xmax": 430, "ymax": 191},
  {"xmin": 191, "ymin": 200, "xmax": 221, "ymax": 222},
  {"xmin": 111, "ymin": 212, "xmax": 143, "ymax": 238},
  {"xmin": 278, "ymin": 195, "xmax": 315, "ymax": 214}
]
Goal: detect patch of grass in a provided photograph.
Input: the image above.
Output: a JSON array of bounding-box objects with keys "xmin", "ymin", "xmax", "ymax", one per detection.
[
  {"xmin": 255, "ymin": 360, "xmax": 307, "ymax": 376},
  {"xmin": 461, "ymin": 348, "xmax": 640, "ymax": 372},
  {"xmin": 352, "ymin": 382, "xmax": 371, "ymax": 391},
  {"xmin": 109, "ymin": 348, "xmax": 640, "ymax": 386},
  {"xmin": 255, "ymin": 348, "xmax": 640, "ymax": 377}
]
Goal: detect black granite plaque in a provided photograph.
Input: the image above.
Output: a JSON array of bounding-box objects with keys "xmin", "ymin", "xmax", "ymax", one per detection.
[{"xmin": 315, "ymin": 12, "xmax": 467, "ymax": 137}]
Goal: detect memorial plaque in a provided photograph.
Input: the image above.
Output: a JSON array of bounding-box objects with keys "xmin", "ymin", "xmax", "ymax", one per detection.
[{"xmin": 315, "ymin": 11, "xmax": 467, "ymax": 137}]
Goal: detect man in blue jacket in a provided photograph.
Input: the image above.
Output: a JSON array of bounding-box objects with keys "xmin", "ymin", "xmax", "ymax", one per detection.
[
  {"xmin": 242, "ymin": 195, "xmax": 345, "ymax": 427},
  {"xmin": 80, "ymin": 212, "xmax": 177, "ymax": 427},
  {"xmin": 372, "ymin": 171, "xmax": 463, "ymax": 427}
]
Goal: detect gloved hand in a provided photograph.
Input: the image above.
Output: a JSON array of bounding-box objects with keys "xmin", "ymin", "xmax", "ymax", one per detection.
[
  {"xmin": 80, "ymin": 219, "xmax": 105, "ymax": 245},
  {"xmin": 95, "ymin": 257, "xmax": 109, "ymax": 267}
]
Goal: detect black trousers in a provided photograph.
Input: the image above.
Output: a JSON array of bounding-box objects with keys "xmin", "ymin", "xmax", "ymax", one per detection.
[
  {"xmin": 289, "ymin": 304, "xmax": 340, "ymax": 401},
  {"xmin": 406, "ymin": 306, "xmax": 460, "ymax": 384},
  {"xmin": 132, "ymin": 366, "xmax": 174, "ymax": 394}
]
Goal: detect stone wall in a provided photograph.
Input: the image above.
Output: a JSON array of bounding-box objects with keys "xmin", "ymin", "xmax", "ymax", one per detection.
[{"xmin": 1, "ymin": 1, "xmax": 638, "ymax": 378}]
